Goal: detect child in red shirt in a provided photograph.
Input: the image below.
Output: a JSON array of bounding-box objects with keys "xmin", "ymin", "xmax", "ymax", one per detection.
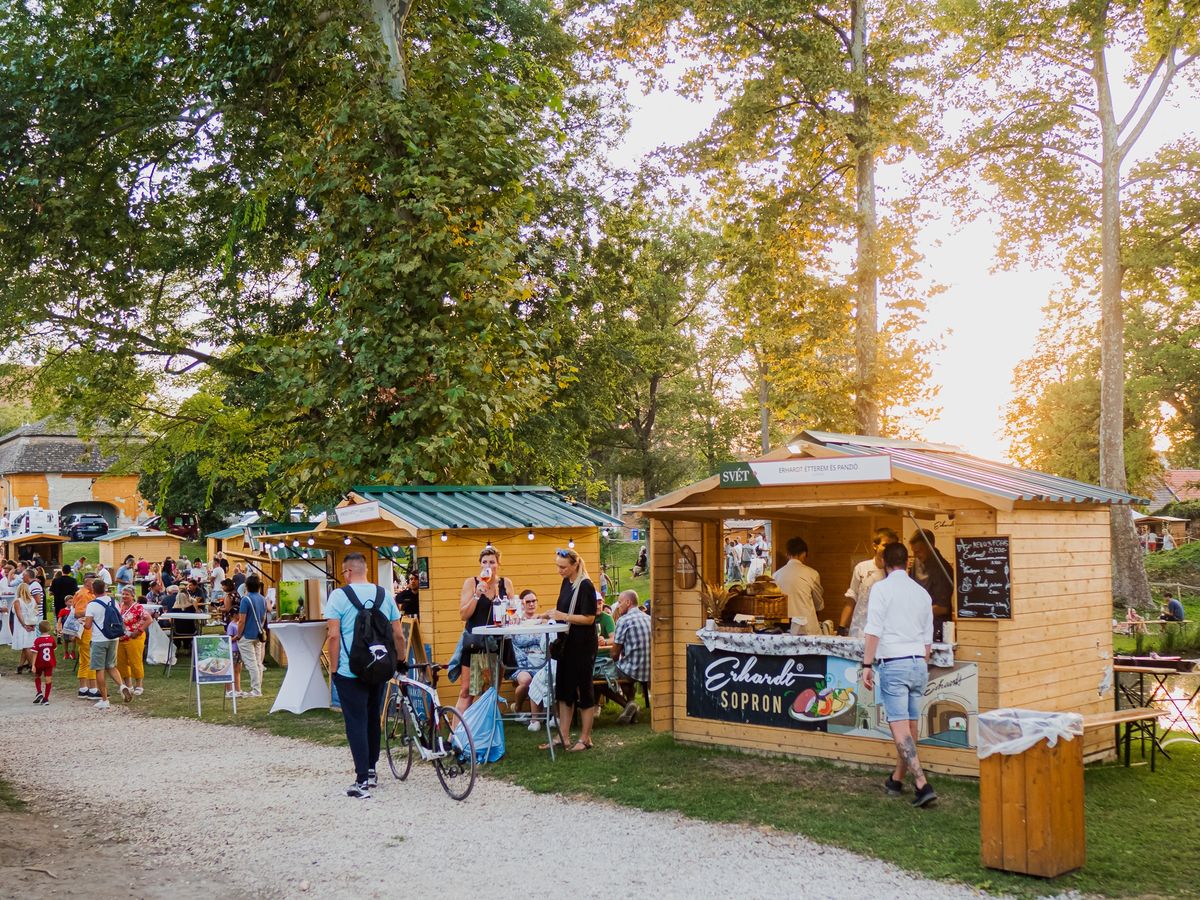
[{"xmin": 32, "ymin": 620, "xmax": 57, "ymax": 704}]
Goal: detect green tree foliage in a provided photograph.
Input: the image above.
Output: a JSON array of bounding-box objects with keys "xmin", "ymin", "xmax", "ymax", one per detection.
[
  {"xmin": 0, "ymin": 0, "xmax": 589, "ymax": 513},
  {"xmin": 585, "ymin": 0, "xmax": 938, "ymax": 437},
  {"xmin": 937, "ymin": 0, "xmax": 1199, "ymax": 604}
]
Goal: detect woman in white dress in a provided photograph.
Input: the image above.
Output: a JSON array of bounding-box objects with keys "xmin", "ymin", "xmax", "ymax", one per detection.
[
  {"xmin": 0, "ymin": 563, "xmax": 15, "ymax": 647},
  {"xmin": 10, "ymin": 581, "xmax": 39, "ymax": 671}
]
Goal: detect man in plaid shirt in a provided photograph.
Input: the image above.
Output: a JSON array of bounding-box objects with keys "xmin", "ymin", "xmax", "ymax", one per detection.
[{"xmin": 612, "ymin": 590, "xmax": 651, "ymax": 724}]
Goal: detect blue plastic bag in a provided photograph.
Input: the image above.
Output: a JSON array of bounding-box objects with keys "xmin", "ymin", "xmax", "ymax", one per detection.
[{"xmin": 455, "ymin": 686, "xmax": 505, "ymax": 763}]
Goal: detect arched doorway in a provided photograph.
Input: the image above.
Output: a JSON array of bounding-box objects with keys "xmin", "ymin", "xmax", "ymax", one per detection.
[
  {"xmin": 60, "ymin": 500, "xmax": 119, "ymax": 527},
  {"xmin": 925, "ymin": 699, "xmax": 970, "ymax": 747}
]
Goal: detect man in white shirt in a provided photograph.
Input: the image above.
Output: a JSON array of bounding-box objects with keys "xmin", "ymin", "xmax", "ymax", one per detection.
[
  {"xmin": 861, "ymin": 542, "xmax": 936, "ymax": 808},
  {"xmin": 93, "ymin": 563, "xmax": 113, "ymax": 588},
  {"xmin": 209, "ymin": 560, "xmax": 226, "ymax": 594},
  {"xmin": 841, "ymin": 527, "xmax": 898, "ymax": 638},
  {"xmin": 772, "ymin": 537, "xmax": 823, "ymax": 635},
  {"xmin": 22, "ymin": 569, "xmax": 45, "ymax": 620}
]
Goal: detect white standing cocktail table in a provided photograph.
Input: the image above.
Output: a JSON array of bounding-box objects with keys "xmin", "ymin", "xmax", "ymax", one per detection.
[
  {"xmin": 157, "ymin": 612, "xmax": 212, "ymax": 676},
  {"xmin": 270, "ymin": 621, "xmax": 331, "ymax": 714},
  {"xmin": 474, "ymin": 621, "xmax": 568, "ymax": 759}
]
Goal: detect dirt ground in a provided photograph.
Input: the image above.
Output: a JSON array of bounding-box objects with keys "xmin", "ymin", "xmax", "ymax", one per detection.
[{"xmin": 0, "ymin": 803, "xmax": 249, "ymax": 899}]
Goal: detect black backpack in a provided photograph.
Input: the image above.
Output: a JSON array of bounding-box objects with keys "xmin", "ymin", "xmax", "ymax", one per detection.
[
  {"xmin": 97, "ymin": 598, "xmax": 125, "ymax": 640},
  {"xmin": 343, "ymin": 585, "xmax": 396, "ymax": 685}
]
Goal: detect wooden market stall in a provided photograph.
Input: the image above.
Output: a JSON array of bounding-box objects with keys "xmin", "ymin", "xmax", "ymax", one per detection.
[
  {"xmin": 96, "ymin": 529, "xmax": 182, "ymax": 569},
  {"xmin": 308, "ymin": 485, "xmax": 622, "ymax": 707},
  {"xmin": 634, "ymin": 431, "xmax": 1140, "ymax": 777},
  {"xmin": 3, "ymin": 532, "xmax": 68, "ymax": 568}
]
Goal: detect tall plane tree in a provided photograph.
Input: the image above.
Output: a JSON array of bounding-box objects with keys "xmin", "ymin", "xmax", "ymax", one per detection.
[
  {"xmin": 938, "ymin": 0, "xmax": 1198, "ymax": 604},
  {"xmin": 592, "ymin": 0, "xmax": 935, "ymax": 436}
]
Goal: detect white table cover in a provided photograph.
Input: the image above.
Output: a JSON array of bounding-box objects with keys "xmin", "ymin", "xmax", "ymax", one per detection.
[
  {"xmin": 270, "ymin": 622, "xmax": 331, "ymax": 714},
  {"xmin": 695, "ymin": 628, "xmax": 956, "ymax": 668}
]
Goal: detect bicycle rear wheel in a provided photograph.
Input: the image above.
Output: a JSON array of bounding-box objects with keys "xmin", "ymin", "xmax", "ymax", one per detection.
[
  {"xmin": 384, "ymin": 688, "xmax": 415, "ymax": 781},
  {"xmin": 432, "ymin": 705, "xmax": 476, "ymax": 801}
]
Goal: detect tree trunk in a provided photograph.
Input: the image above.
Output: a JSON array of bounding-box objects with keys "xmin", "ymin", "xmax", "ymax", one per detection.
[
  {"xmin": 850, "ymin": 0, "xmax": 880, "ymax": 437},
  {"xmin": 366, "ymin": 0, "xmax": 415, "ymax": 97},
  {"xmin": 1093, "ymin": 35, "xmax": 1151, "ymax": 608},
  {"xmin": 759, "ymin": 359, "xmax": 770, "ymax": 453}
]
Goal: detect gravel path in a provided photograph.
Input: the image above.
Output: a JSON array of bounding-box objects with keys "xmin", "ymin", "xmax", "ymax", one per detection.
[{"xmin": 0, "ymin": 677, "xmax": 991, "ymax": 899}]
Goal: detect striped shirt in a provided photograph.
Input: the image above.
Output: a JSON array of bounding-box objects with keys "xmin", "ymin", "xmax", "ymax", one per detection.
[{"xmin": 613, "ymin": 606, "xmax": 651, "ymax": 683}]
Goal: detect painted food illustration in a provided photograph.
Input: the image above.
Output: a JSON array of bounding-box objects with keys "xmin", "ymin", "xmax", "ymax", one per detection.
[
  {"xmin": 789, "ymin": 683, "xmax": 856, "ymax": 721},
  {"xmin": 197, "ymin": 651, "xmax": 232, "ymax": 677}
]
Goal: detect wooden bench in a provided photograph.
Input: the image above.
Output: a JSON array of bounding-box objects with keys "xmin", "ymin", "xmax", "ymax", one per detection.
[{"xmin": 1082, "ymin": 708, "xmax": 1161, "ymax": 770}]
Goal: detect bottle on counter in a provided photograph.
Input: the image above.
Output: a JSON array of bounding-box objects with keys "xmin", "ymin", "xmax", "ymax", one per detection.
[{"xmin": 492, "ymin": 595, "xmax": 503, "ymax": 625}]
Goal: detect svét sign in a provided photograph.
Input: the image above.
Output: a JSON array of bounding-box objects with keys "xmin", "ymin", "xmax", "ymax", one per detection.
[{"xmin": 954, "ymin": 536, "xmax": 1011, "ymax": 619}]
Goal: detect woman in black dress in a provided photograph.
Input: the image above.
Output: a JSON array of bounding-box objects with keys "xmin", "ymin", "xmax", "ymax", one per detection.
[
  {"xmin": 541, "ymin": 548, "xmax": 598, "ymax": 752},
  {"xmin": 456, "ymin": 547, "xmax": 514, "ymax": 712}
]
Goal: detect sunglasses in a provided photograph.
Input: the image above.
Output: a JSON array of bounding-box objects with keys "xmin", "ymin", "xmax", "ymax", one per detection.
[{"xmin": 555, "ymin": 549, "xmax": 571, "ymax": 558}]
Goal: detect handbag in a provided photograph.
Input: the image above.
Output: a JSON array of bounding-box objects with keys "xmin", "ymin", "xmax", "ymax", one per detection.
[{"xmin": 548, "ymin": 579, "xmax": 584, "ymax": 661}]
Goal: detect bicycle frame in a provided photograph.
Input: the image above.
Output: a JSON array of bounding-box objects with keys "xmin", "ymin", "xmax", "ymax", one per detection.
[{"xmin": 392, "ymin": 675, "xmax": 455, "ymax": 762}]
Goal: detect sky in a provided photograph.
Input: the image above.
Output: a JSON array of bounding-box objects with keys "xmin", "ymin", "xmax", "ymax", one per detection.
[{"xmin": 611, "ymin": 63, "xmax": 1196, "ymax": 464}]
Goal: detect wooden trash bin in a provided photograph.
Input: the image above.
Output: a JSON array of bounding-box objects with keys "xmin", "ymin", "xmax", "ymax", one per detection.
[{"xmin": 980, "ymin": 726, "xmax": 1085, "ymax": 877}]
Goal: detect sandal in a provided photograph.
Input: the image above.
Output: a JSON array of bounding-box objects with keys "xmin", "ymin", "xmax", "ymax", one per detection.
[
  {"xmin": 567, "ymin": 740, "xmax": 593, "ymax": 752},
  {"xmin": 538, "ymin": 739, "xmax": 566, "ymax": 751}
]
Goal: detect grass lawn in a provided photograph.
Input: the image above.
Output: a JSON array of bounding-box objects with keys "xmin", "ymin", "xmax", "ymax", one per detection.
[
  {"xmin": 62, "ymin": 540, "xmax": 206, "ymax": 570},
  {"xmin": 600, "ymin": 538, "xmax": 650, "ymax": 602},
  {"xmin": 1112, "ymin": 591, "xmax": 1200, "ymax": 657},
  {"xmin": 3, "ymin": 644, "xmax": 1196, "ymax": 897}
]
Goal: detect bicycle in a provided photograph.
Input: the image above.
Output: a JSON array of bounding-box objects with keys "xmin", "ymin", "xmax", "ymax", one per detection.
[{"xmin": 384, "ymin": 663, "xmax": 477, "ymax": 801}]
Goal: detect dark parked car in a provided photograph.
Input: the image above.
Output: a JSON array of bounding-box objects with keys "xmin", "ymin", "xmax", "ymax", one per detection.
[
  {"xmin": 60, "ymin": 514, "xmax": 110, "ymax": 541},
  {"xmin": 143, "ymin": 514, "xmax": 200, "ymax": 541}
]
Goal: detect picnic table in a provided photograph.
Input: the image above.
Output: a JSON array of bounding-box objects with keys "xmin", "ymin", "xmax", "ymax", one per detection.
[
  {"xmin": 1114, "ymin": 664, "xmax": 1200, "ymax": 754},
  {"xmin": 1113, "ymin": 619, "xmax": 1190, "ymax": 635},
  {"xmin": 1082, "ymin": 707, "xmax": 1161, "ymax": 770}
]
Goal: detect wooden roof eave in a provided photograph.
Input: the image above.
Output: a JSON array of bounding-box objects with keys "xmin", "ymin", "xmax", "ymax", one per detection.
[{"xmin": 311, "ymin": 494, "xmax": 419, "ymax": 540}]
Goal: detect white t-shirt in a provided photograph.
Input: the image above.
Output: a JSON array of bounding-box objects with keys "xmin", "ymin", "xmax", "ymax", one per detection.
[
  {"xmin": 86, "ymin": 598, "xmax": 119, "ymax": 642},
  {"xmin": 863, "ymin": 570, "xmax": 933, "ymax": 659},
  {"xmin": 0, "ymin": 575, "xmax": 17, "ymax": 610},
  {"xmin": 846, "ymin": 558, "xmax": 886, "ymax": 639},
  {"xmin": 94, "ymin": 567, "xmax": 113, "ymax": 586},
  {"xmin": 210, "ymin": 565, "xmax": 226, "ymax": 587}
]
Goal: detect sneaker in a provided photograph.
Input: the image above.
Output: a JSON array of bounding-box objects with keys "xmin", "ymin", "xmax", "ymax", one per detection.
[
  {"xmin": 94, "ymin": 699, "xmax": 110, "ymax": 710},
  {"xmin": 528, "ymin": 720, "xmax": 543, "ymax": 732},
  {"xmin": 87, "ymin": 689, "xmax": 100, "ymax": 698},
  {"xmin": 346, "ymin": 782, "xmax": 371, "ymax": 799},
  {"xmin": 249, "ymin": 689, "xmax": 263, "ymax": 697},
  {"xmin": 133, "ymin": 686, "xmax": 144, "ymax": 696},
  {"xmin": 77, "ymin": 687, "xmax": 89, "ymax": 698},
  {"xmin": 912, "ymin": 783, "xmax": 938, "ymax": 808},
  {"xmin": 514, "ymin": 713, "xmax": 531, "ymax": 724},
  {"xmin": 617, "ymin": 701, "xmax": 640, "ymax": 724},
  {"xmin": 33, "ymin": 694, "xmax": 44, "ymax": 704},
  {"xmin": 120, "ymin": 684, "xmax": 133, "ymax": 703},
  {"xmin": 225, "ymin": 689, "xmax": 238, "ymax": 699},
  {"xmin": 366, "ymin": 769, "xmax": 378, "ymax": 789},
  {"xmin": 884, "ymin": 777, "xmax": 906, "ymax": 796}
]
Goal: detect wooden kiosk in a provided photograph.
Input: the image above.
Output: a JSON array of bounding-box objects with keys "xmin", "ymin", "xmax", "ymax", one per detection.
[
  {"xmin": 97, "ymin": 529, "xmax": 182, "ymax": 569},
  {"xmin": 3, "ymin": 532, "xmax": 68, "ymax": 567},
  {"xmin": 635, "ymin": 431, "xmax": 1139, "ymax": 776},
  {"xmin": 305, "ymin": 485, "xmax": 621, "ymax": 707}
]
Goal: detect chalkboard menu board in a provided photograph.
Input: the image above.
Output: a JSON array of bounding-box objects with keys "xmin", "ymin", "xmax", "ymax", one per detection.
[{"xmin": 954, "ymin": 536, "xmax": 1011, "ymax": 619}]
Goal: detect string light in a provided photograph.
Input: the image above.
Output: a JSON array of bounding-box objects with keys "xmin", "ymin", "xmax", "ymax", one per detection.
[
  {"xmin": 527, "ymin": 529, "xmax": 535, "ymax": 541},
  {"xmin": 301, "ymin": 551, "xmax": 309, "ymax": 559},
  {"xmin": 307, "ymin": 538, "xmax": 315, "ymax": 546},
  {"xmin": 485, "ymin": 540, "xmax": 494, "ymax": 552},
  {"xmin": 343, "ymin": 536, "xmax": 352, "ymax": 546},
  {"xmin": 440, "ymin": 531, "xmax": 448, "ymax": 542},
  {"xmin": 391, "ymin": 544, "xmax": 400, "ymax": 553},
  {"xmin": 568, "ymin": 538, "xmax": 575, "ymax": 549},
  {"xmin": 292, "ymin": 540, "xmax": 300, "ymax": 548}
]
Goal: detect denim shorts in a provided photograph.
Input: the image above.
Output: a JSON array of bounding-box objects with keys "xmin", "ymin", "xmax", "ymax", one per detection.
[{"xmin": 877, "ymin": 657, "xmax": 928, "ymax": 722}]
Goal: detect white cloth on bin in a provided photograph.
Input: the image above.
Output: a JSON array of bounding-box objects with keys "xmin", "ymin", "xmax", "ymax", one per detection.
[{"xmin": 977, "ymin": 708, "xmax": 1083, "ymax": 759}]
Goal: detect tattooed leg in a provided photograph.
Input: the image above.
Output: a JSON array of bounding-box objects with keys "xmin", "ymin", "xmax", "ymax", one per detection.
[{"xmin": 889, "ymin": 721, "xmax": 925, "ymax": 787}]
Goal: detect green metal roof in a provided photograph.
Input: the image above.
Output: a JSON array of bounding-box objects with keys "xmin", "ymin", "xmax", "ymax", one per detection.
[
  {"xmin": 349, "ymin": 485, "xmax": 623, "ymax": 530},
  {"xmin": 205, "ymin": 522, "xmax": 317, "ymax": 541},
  {"xmin": 97, "ymin": 529, "xmax": 175, "ymax": 542}
]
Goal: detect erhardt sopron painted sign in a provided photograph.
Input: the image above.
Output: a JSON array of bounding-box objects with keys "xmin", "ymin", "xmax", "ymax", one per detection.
[{"xmin": 718, "ymin": 455, "xmax": 893, "ymax": 488}]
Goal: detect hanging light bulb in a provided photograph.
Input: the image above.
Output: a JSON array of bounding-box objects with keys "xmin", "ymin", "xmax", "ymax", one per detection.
[
  {"xmin": 527, "ymin": 529, "xmax": 535, "ymax": 541},
  {"xmin": 391, "ymin": 544, "xmax": 400, "ymax": 553},
  {"xmin": 440, "ymin": 531, "xmax": 448, "ymax": 542},
  {"xmin": 343, "ymin": 536, "xmax": 352, "ymax": 546},
  {"xmin": 485, "ymin": 540, "xmax": 494, "ymax": 552},
  {"xmin": 409, "ymin": 544, "xmax": 416, "ymax": 553},
  {"xmin": 301, "ymin": 551, "xmax": 309, "ymax": 559},
  {"xmin": 292, "ymin": 539, "xmax": 300, "ymax": 548},
  {"xmin": 568, "ymin": 538, "xmax": 575, "ymax": 549},
  {"xmin": 306, "ymin": 537, "xmax": 315, "ymax": 546}
]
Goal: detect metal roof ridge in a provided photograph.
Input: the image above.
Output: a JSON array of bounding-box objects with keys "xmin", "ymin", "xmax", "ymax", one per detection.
[{"xmin": 352, "ymin": 484, "xmax": 555, "ymax": 494}]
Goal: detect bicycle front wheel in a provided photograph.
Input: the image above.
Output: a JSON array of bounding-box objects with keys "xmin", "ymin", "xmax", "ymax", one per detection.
[
  {"xmin": 384, "ymin": 689, "xmax": 415, "ymax": 781},
  {"xmin": 432, "ymin": 705, "xmax": 476, "ymax": 801}
]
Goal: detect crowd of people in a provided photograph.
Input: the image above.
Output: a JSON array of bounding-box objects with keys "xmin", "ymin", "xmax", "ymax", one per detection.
[{"xmin": 0, "ymin": 550, "xmax": 272, "ymax": 705}]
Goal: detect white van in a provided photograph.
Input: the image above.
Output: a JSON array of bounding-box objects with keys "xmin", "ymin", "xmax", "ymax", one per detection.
[{"xmin": 9, "ymin": 507, "xmax": 59, "ymax": 536}]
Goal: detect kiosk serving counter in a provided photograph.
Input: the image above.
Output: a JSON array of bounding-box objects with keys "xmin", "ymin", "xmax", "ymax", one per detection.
[{"xmin": 636, "ymin": 431, "xmax": 1141, "ymax": 776}]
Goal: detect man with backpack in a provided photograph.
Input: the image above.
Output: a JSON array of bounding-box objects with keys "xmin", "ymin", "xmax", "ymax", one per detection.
[
  {"xmin": 325, "ymin": 552, "xmax": 405, "ymax": 799},
  {"xmin": 82, "ymin": 580, "xmax": 132, "ymax": 709}
]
